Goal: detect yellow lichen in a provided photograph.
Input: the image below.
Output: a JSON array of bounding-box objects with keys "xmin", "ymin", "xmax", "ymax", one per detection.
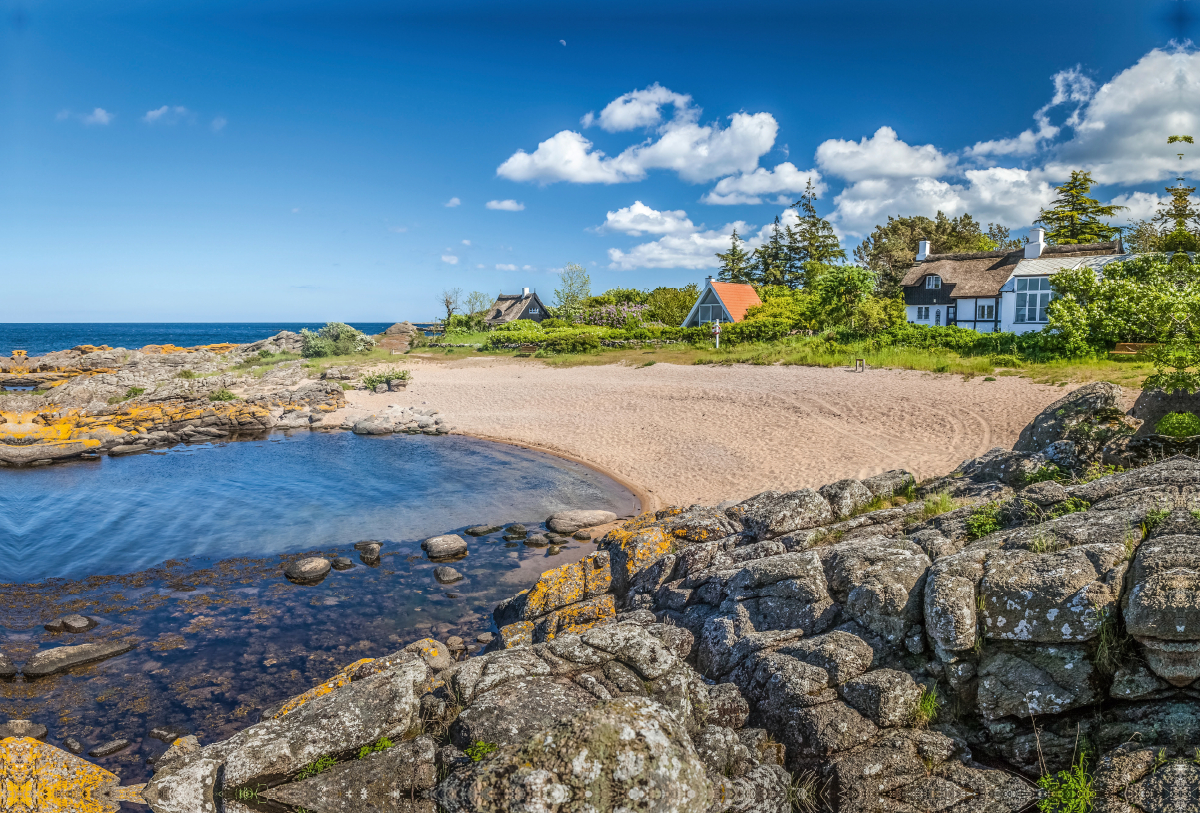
[{"xmin": 269, "ymin": 657, "xmax": 374, "ymax": 719}]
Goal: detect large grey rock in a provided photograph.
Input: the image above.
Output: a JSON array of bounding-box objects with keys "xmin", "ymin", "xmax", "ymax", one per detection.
[
  {"xmin": 421, "ymin": 534, "xmax": 468, "ymax": 559},
  {"xmin": 23, "ymin": 640, "xmax": 137, "ymax": 678},
  {"xmin": 924, "ymin": 550, "xmax": 986, "ymax": 656},
  {"xmin": 976, "ymin": 646, "xmax": 1096, "ymax": 720},
  {"xmin": 432, "ymin": 696, "xmax": 710, "ymax": 813},
  {"xmin": 450, "ymin": 676, "xmax": 597, "ymax": 750},
  {"xmin": 264, "ymin": 736, "xmax": 437, "ymax": 810},
  {"xmin": 819, "ymin": 536, "xmax": 931, "ymax": 646},
  {"xmin": 142, "ymin": 757, "xmax": 222, "ymax": 813},
  {"xmin": 0, "ymin": 654, "xmax": 14, "ymax": 678},
  {"xmin": 840, "ymin": 668, "xmax": 923, "ymax": 728},
  {"xmin": 546, "ymin": 509, "xmax": 618, "ymax": 534},
  {"xmin": 955, "ymin": 447, "xmax": 1048, "ymax": 486},
  {"xmin": 730, "ymin": 489, "xmax": 833, "ymax": 540},
  {"xmin": 860, "ymin": 470, "xmax": 916, "ymax": 499},
  {"xmin": 351, "ymin": 416, "xmax": 393, "ymax": 435},
  {"xmin": 580, "ymin": 622, "xmax": 678, "ymax": 680},
  {"xmin": 819, "ymin": 479, "xmax": 873, "ymax": 519},
  {"xmin": 1014, "ymin": 381, "xmax": 1122, "ymax": 453},
  {"xmin": 1124, "ymin": 534, "xmax": 1200, "ymax": 686},
  {"xmin": 284, "ymin": 557, "xmax": 331, "ymax": 584},
  {"xmin": 149, "ymin": 655, "xmax": 427, "ymax": 790}
]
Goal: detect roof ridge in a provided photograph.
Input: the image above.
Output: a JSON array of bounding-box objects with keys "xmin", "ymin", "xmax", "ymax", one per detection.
[{"xmin": 921, "ymin": 248, "xmax": 1020, "ymax": 262}]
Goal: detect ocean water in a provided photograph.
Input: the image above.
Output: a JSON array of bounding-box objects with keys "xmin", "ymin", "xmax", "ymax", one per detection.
[
  {"xmin": 0, "ymin": 322, "xmax": 439, "ymax": 357},
  {"xmin": 0, "ymin": 431, "xmax": 637, "ymax": 583},
  {"xmin": 0, "ymin": 433, "xmax": 637, "ymax": 775}
]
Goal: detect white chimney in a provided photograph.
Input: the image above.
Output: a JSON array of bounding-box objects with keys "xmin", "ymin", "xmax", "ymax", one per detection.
[
  {"xmin": 915, "ymin": 241, "xmax": 931, "ymax": 262},
  {"xmin": 1025, "ymin": 228, "xmax": 1046, "ymax": 259},
  {"xmin": 523, "ymin": 287, "xmax": 530, "ymax": 295}
]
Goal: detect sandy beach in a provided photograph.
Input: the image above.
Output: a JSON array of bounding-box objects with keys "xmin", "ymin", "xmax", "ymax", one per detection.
[{"xmin": 331, "ymin": 358, "xmax": 1084, "ymax": 510}]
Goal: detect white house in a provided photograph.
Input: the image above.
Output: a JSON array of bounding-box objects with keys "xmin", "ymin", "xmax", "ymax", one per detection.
[
  {"xmin": 681, "ymin": 276, "xmax": 763, "ymax": 327},
  {"xmin": 900, "ymin": 229, "xmax": 1127, "ymax": 334}
]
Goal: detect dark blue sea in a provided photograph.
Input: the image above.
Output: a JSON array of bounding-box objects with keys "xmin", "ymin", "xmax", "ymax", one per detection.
[{"xmin": 0, "ymin": 323, "xmax": 438, "ymax": 357}]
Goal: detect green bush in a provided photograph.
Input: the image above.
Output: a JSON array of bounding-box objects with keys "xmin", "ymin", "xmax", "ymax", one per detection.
[
  {"xmin": 540, "ymin": 317, "xmax": 570, "ymax": 329},
  {"xmin": 300, "ymin": 322, "xmax": 377, "ymax": 357},
  {"xmin": 209, "ymin": 388, "xmax": 238, "ymax": 402},
  {"xmin": 966, "ymin": 502, "xmax": 1002, "ymax": 540},
  {"xmin": 125, "ymin": 386, "xmax": 146, "ymax": 399},
  {"xmin": 1155, "ymin": 411, "xmax": 1200, "ymax": 438},
  {"xmin": 362, "ymin": 369, "xmax": 410, "ymax": 389},
  {"xmin": 541, "ymin": 332, "xmax": 601, "ymax": 354},
  {"xmin": 722, "ymin": 318, "xmax": 793, "ymax": 345}
]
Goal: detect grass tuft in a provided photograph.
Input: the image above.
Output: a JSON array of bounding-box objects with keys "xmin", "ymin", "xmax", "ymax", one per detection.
[
  {"xmin": 1093, "ymin": 606, "xmax": 1135, "ymax": 677},
  {"xmin": 294, "ymin": 755, "xmax": 337, "ymax": 780},
  {"xmin": 1037, "ymin": 754, "xmax": 1094, "ymax": 813},
  {"xmin": 910, "ymin": 686, "xmax": 941, "ymax": 727},
  {"xmin": 965, "ymin": 501, "xmax": 1002, "ymax": 540},
  {"xmin": 920, "ymin": 492, "xmax": 956, "ymax": 521}
]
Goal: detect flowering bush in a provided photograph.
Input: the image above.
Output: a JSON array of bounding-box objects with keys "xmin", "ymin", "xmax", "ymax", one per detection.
[
  {"xmin": 577, "ymin": 303, "xmax": 650, "ymax": 328},
  {"xmin": 300, "ymin": 322, "xmax": 377, "ymax": 357}
]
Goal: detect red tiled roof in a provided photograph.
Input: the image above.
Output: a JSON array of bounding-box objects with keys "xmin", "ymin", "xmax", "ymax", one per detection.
[{"xmin": 710, "ymin": 282, "xmax": 763, "ymax": 322}]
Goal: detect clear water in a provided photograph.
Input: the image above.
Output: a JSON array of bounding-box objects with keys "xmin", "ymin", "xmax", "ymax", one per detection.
[
  {"xmin": 0, "ymin": 432, "xmax": 637, "ymax": 583},
  {"xmin": 0, "ymin": 433, "xmax": 637, "ymax": 781},
  {"xmin": 0, "ymin": 322, "xmax": 440, "ymax": 356}
]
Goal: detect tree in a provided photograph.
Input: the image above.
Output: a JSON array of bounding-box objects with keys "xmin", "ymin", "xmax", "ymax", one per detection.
[
  {"xmin": 553, "ymin": 263, "xmax": 591, "ymax": 320},
  {"xmin": 439, "ymin": 288, "xmax": 463, "ymax": 323},
  {"xmin": 1152, "ymin": 179, "xmax": 1200, "ymax": 253},
  {"xmin": 854, "ymin": 212, "xmax": 1020, "ymax": 298},
  {"xmin": 814, "ymin": 265, "xmax": 877, "ymax": 331},
  {"xmin": 716, "ymin": 229, "xmax": 754, "ymax": 284},
  {"xmin": 750, "ymin": 218, "xmax": 799, "ymax": 287},
  {"xmin": 644, "ymin": 284, "xmax": 699, "ymax": 326},
  {"xmin": 788, "ymin": 180, "xmax": 845, "ymax": 284},
  {"xmin": 1034, "ymin": 170, "xmax": 1125, "ymax": 244}
]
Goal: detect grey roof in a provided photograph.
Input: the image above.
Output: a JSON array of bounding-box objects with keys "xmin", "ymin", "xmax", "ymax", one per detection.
[
  {"xmin": 902, "ymin": 241, "xmax": 1125, "ymax": 298},
  {"xmin": 485, "ymin": 292, "xmax": 543, "ymax": 326}
]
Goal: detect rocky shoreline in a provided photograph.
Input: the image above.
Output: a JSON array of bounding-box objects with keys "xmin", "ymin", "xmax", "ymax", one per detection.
[
  {"xmin": 17, "ymin": 381, "xmax": 1189, "ymax": 812},
  {"xmin": 0, "ymin": 327, "xmax": 452, "ymax": 466}
]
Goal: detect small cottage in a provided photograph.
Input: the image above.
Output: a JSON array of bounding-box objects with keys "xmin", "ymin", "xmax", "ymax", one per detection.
[
  {"xmin": 484, "ymin": 288, "xmax": 549, "ymax": 327},
  {"xmin": 681, "ymin": 276, "xmax": 763, "ymax": 327}
]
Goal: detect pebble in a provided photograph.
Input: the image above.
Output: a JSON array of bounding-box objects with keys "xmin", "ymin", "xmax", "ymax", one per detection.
[
  {"xmin": 64, "ymin": 736, "xmax": 84, "ymax": 754},
  {"xmin": 464, "ymin": 525, "xmax": 501, "ymax": 536},
  {"xmin": 476, "ymin": 632, "xmax": 494, "ymax": 644},
  {"xmin": 433, "ymin": 566, "xmax": 463, "ymax": 584},
  {"xmin": 89, "ymin": 739, "xmax": 132, "ymax": 758},
  {"xmin": 0, "ymin": 720, "xmax": 47, "ymax": 740},
  {"xmin": 523, "ymin": 534, "xmax": 549, "ymax": 548},
  {"xmin": 283, "ymin": 557, "xmax": 331, "ymax": 585},
  {"xmin": 547, "ymin": 545, "xmax": 562, "ymax": 555},
  {"xmin": 45, "ymin": 614, "xmax": 99, "ymax": 633},
  {"xmin": 446, "ymin": 636, "xmax": 466, "ymax": 651},
  {"xmin": 573, "ymin": 530, "xmax": 593, "ymax": 540},
  {"xmin": 149, "ymin": 726, "xmax": 189, "ymax": 743},
  {"xmin": 330, "ymin": 557, "xmax": 356, "ymax": 571}
]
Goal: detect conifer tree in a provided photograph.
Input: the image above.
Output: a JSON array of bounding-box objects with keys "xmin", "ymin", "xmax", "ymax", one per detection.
[
  {"xmin": 788, "ymin": 179, "xmax": 846, "ymax": 283},
  {"xmin": 1034, "ymin": 170, "xmax": 1125, "ymax": 244},
  {"xmin": 1152, "ymin": 180, "xmax": 1200, "ymax": 252},
  {"xmin": 751, "ymin": 218, "xmax": 798, "ymax": 287},
  {"xmin": 716, "ymin": 229, "xmax": 754, "ymax": 284}
]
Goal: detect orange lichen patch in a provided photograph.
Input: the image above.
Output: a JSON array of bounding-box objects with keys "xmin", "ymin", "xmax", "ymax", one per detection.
[
  {"xmin": 605, "ymin": 526, "xmax": 671, "ymax": 587},
  {"xmin": 520, "ymin": 551, "xmax": 612, "ymax": 621},
  {"xmin": 0, "ymin": 736, "xmax": 144, "ymax": 811},
  {"xmin": 73, "ymin": 345, "xmax": 111, "ymax": 354},
  {"xmin": 498, "ymin": 620, "xmax": 534, "ymax": 649},
  {"xmin": 197, "ymin": 343, "xmax": 239, "ymax": 354},
  {"xmin": 138, "ymin": 344, "xmax": 193, "ymax": 355},
  {"xmin": 533, "ymin": 594, "xmax": 616, "ymax": 643},
  {"xmin": 269, "ymin": 657, "xmax": 374, "ymax": 719},
  {"xmin": 406, "ymin": 639, "xmax": 445, "ymax": 665}
]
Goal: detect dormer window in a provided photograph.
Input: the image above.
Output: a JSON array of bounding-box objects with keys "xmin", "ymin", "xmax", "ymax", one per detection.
[{"xmin": 925, "ymin": 276, "xmax": 942, "ymax": 290}]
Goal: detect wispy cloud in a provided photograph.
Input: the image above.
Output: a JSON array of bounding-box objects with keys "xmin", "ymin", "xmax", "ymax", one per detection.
[
  {"xmin": 82, "ymin": 108, "xmax": 114, "ymax": 126},
  {"xmin": 445, "ymin": 197, "xmax": 461, "ymax": 207},
  {"xmin": 461, "ymin": 239, "xmax": 471, "ymax": 245},
  {"xmin": 388, "ymin": 225, "xmax": 407, "ymax": 233},
  {"xmin": 143, "ymin": 105, "xmax": 191, "ymax": 124},
  {"xmin": 441, "ymin": 255, "xmax": 459, "ymax": 264},
  {"xmin": 496, "ymin": 263, "xmax": 517, "ymax": 271},
  {"xmin": 486, "ymin": 199, "xmax": 525, "ymax": 211},
  {"xmin": 211, "ymin": 116, "xmax": 227, "ymax": 132}
]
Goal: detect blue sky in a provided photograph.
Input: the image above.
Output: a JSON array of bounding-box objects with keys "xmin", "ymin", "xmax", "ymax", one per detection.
[{"xmin": 2, "ymin": 0, "xmax": 1195, "ymax": 321}]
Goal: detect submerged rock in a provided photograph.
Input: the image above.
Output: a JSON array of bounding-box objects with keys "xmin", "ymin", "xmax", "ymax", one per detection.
[
  {"xmin": 23, "ymin": 640, "xmax": 137, "ymax": 678},
  {"xmin": 422, "ymin": 534, "xmax": 468, "ymax": 559},
  {"xmin": 44, "ymin": 613, "xmax": 98, "ymax": 633},
  {"xmin": 546, "ymin": 509, "xmax": 617, "ymax": 534},
  {"xmin": 434, "ymin": 566, "xmax": 463, "ymax": 584},
  {"xmin": 284, "ymin": 557, "xmax": 331, "ymax": 584}
]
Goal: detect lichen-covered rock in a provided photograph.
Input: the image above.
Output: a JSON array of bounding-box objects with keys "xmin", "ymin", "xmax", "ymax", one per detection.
[
  {"xmin": 493, "ymin": 551, "xmax": 612, "ymax": 625},
  {"xmin": 1014, "ymin": 381, "xmax": 1123, "ymax": 454},
  {"xmin": 976, "ymin": 646, "xmax": 1096, "ymax": 720},
  {"xmin": 546, "ymin": 509, "xmax": 618, "ymax": 534},
  {"xmin": 264, "ymin": 736, "xmax": 437, "ymax": 810},
  {"xmin": 839, "ymin": 668, "xmax": 922, "ymax": 728},
  {"xmin": 432, "ymin": 696, "xmax": 710, "ymax": 813},
  {"xmin": 450, "ymin": 676, "xmax": 597, "ymax": 750},
  {"xmin": 731, "ymin": 489, "xmax": 833, "ymax": 540},
  {"xmin": 818, "ymin": 479, "xmax": 873, "ymax": 520},
  {"xmin": 142, "ymin": 756, "xmax": 222, "ymax": 813}
]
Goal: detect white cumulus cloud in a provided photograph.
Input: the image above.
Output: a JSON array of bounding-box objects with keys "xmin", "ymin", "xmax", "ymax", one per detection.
[
  {"xmin": 817, "ymin": 126, "xmax": 954, "ymax": 182},
  {"xmin": 1109, "ymin": 191, "xmax": 1165, "ymax": 223},
  {"xmin": 143, "ymin": 105, "xmax": 191, "ymax": 124},
  {"xmin": 496, "ymin": 263, "xmax": 518, "ymax": 271},
  {"xmin": 445, "ymin": 197, "xmax": 461, "ymax": 207},
  {"xmin": 703, "ymin": 163, "xmax": 824, "ymax": 205},
  {"xmin": 441, "ymin": 255, "xmax": 458, "ymax": 264},
  {"xmin": 497, "ymin": 131, "xmax": 640, "ymax": 184},
  {"xmin": 486, "ymin": 199, "xmax": 525, "ymax": 211},
  {"xmin": 581, "ymin": 83, "xmax": 693, "ymax": 132},
  {"xmin": 462, "ymin": 239, "xmax": 471, "ymax": 245},
  {"xmin": 82, "ymin": 108, "xmax": 113, "ymax": 126},
  {"xmin": 600, "ymin": 201, "xmax": 695, "ymax": 236}
]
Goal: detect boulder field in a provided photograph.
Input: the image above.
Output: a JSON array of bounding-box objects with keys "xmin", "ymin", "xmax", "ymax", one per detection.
[{"xmin": 128, "ymin": 383, "xmax": 1200, "ymax": 812}]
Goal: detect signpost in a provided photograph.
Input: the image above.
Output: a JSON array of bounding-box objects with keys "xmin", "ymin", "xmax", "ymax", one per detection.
[{"xmin": 711, "ymin": 320, "xmax": 722, "ymax": 349}]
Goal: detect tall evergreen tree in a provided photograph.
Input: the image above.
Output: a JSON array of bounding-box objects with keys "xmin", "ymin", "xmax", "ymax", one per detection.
[
  {"xmin": 750, "ymin": 218, "xmax": 799, "ymax": 287},
  {"xmin": 716, "ymin": 229, "xmax": 754, "ymax": 284},
  {"xmin": 787, "ymin": 180, "xmax": 845, "ymax": 286},
  {"xmin": 1034, "ymin": 170, "xmax": 1126, "ymax": 244},
  {"xmin": 1152, "ymin": 179, "xmax": 1200, "ymax": 252}
]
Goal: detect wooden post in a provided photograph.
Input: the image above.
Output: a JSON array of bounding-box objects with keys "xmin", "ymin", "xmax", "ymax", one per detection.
[{"xmin": 854, "ymin": 358, "xmax": 865, "ymax": 372}]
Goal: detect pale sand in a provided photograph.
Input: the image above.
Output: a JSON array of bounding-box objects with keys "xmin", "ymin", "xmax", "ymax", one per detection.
[{"xmin": 331, "ymin": 358, "xmax": 1080, "ymax": 510}]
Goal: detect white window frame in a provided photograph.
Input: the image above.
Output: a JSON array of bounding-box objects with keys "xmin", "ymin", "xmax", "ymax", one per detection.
[
  {"xmin": 977, "ymin": 304, "xmax": 994, "ymax": 320},
  {"xmin": 1014, "ymin": 278, "xmax": 1057, "ymax": 324},
  {"xmin": 925, "ymin": 276, "xmax": 942, "ymax": 290}
]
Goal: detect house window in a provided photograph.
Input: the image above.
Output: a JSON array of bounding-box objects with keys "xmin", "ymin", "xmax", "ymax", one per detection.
[
  {"xmin": 529, "ymin": 307, "xmax": 540, "ymax": 315},
  {"xmin": 916, "ymin": 306, "xmax": 930, "ymax": 320},
  {"xmin": 698, "ymin": 304, "xmax": 725, "ymax": 324},
  {"xmin": 925, "ymin": 276, "xmax": 942, "ymax": 289},
  {"xmin": 935, "ymin": 308, "xmax": 941, "ymax": 326},
  {"xmin": 1014, "ymin": 277, "xmax": 1057, "ymax": 323},
  {"xmin": 977, "ymin": 304, "xmax": 994, "ymax": 320}
]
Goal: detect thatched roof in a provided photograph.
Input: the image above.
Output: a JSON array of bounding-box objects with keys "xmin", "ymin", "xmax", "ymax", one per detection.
[
  {"xmin": 485, "ymin": 292, "xmax": 545, "ymax": 326},
  {"xmin": 901, "ymin": 241, "xmax": 1125, "ymax": 298}
]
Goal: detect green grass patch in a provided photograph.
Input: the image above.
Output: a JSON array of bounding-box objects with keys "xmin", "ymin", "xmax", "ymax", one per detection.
[
  {"xmin": 176, "ymin": 369, "xmax": 199, "ymax": 379},
  {"xmin": 965, "ymin": 502, "xmax": 1002, "ymax": 540},
  {"xmin": 919, "ymin": 492, "xmax": 956, "ymax": 521},
  {"xmin": 1093, "ymin": 606, "xmax": 1135, "ymax": 677},
  {"xmin": 294, "ymin": 755, "xmax": 337, "ymax": 780},
  {"xmin": 209, "ymin": 388, "xmax": 238, "ymax": 402},
  {"xmin": 465, "ymin": 741, "xmax": 498, "ymax": 761},
  {"xmin": 356, "ymin": 736, "xmax": 394, "ymax": 759},
  {"xmin": 1038, "ymin": 754, "xmax": 1094, "ymax": 813},
  {"xmin": 910, "ymin": 686, "xmax": 940, "ymax": 727}
]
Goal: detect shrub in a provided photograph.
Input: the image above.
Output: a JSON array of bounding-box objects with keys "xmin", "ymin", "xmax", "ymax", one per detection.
[
  {"xmin": 539, "ymin": 317, "xmax": 570, "ymax": 329},
  {"xmin": 1155, "ymin": 411, "xmax": 1200, "ymax": 438},
  {"xmin": 1038, "ymin": 754, "xmax": 1094, "ymax": 813},
  {"xmin": 541, "ymin": 332, "xmax": 601, "ymax": 354},
  {"xmin": 966, "ymin": 502, "xmax": 1002, "ymax": 540},
  {"xmin": 465, "ymin": 741, "xmax": 497, "ymax": 761},
  {"xmin": 257, "ymin": 348, "xmax": 274, "ymax": 359},
  {"xmin": 209, "ymin": 388, "xmax": 238, "ymax": 402},
  {"xmin": 722, "ymin": 318, "xmax": 793, "ymax": 345},
  {"xmin": 176, "ymin": 370, "xmax": 199, "ymax": 379},
  {"xmin": 300, "ymin": 322, "xmax": 377, "ymax": 357},
  {"xmin": 362, "ymin": 368, "xmax": 410, "ymax": 389}
]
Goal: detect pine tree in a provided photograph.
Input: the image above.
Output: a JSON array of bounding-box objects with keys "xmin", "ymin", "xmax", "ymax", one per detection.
[
  {"xmin": 788, "ymin": 179, "xmax": 846, "ymax": 284},
  {"xmin": 750, "ymin": 218, "xmax": 799, "ymax": 287},
  {"xmin": 1152, "ymin": 179, "xmax": 1200, "ymax": 252},
  {"xmin": 716, "ymin": 229, "xmax": 754, "ymax": 284},
  {"xmin": 1034, "ymin": 170, "xmax": 1126, "ymax": 244}
]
